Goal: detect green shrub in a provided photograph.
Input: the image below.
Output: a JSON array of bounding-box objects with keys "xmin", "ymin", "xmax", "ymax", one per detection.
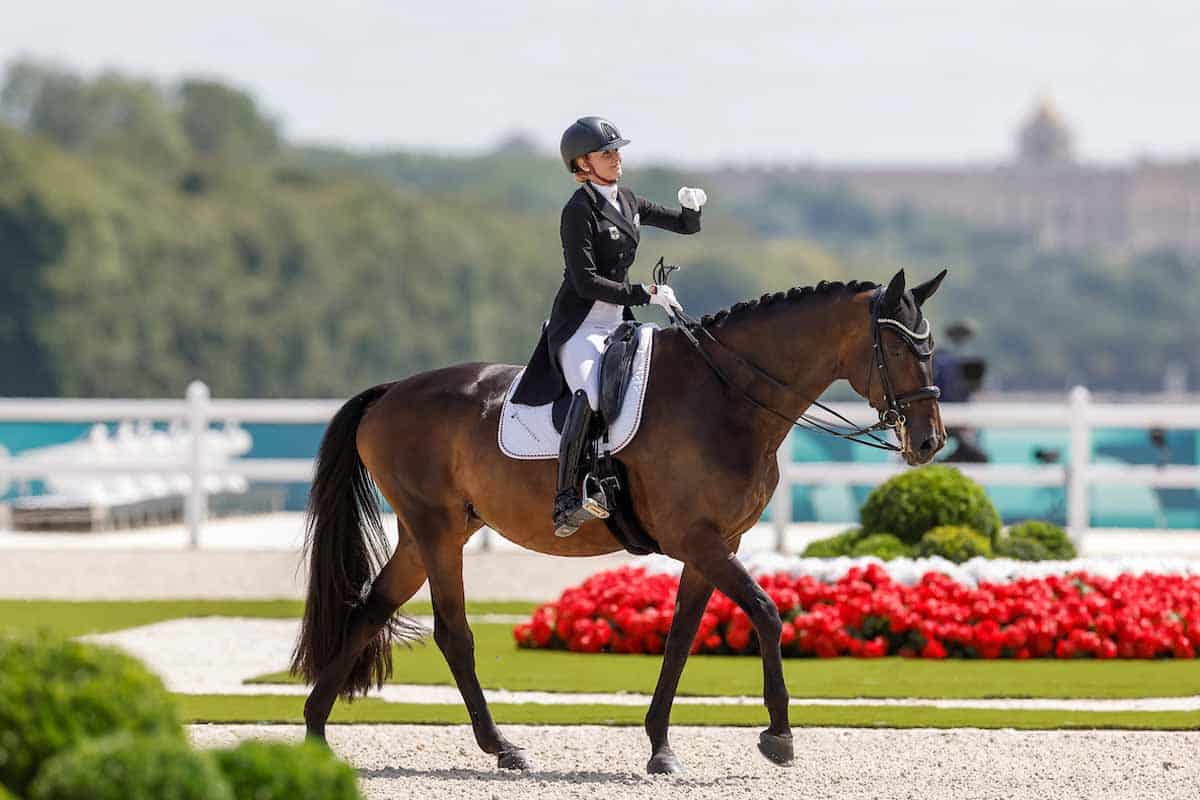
[
  {"xmin": 849, "ymin": 532, "xmax": 912, "ymax": 561},
  {"xmin": 0, "ymin": 782, "xmax": 16, "ymax": 800},
  {"xmin": 214, "ymin": 740, "xmax": 362, "ymax": 800},
  {"xmin": 29, "ymin": 733, "xmax": 231, "ymax": 800},
  {"xmin": 801, "ymin": 527, "xmax": 864, "ymax": 557},
  {"xmin": 1002, "ymin": 520, "xmax": 1076, "ymax": 560},
  {"xmin": 916, "ymin": 525, "xmax": 993, "ymax": 563},
  {"xmin": 859, "ymin": 465, "xmax": 1002, "ymax": 545},
  {"xmin": 0, "ymin": 631, "xmax": 183, "ymax": 796},
  {"xmin": 995, "ymin": 535, "xmax": 1052, "ymax": 561}
]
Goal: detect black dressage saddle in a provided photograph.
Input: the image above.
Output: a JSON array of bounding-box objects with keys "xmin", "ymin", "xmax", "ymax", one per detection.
[{"xmin": 550, "ymin": 321, "xmax": 660, "ymax": 555}]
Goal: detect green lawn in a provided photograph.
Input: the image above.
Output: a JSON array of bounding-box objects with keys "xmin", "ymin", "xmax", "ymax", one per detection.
[
  {"xmin": 175, "ymin": 694, "xmax": 1200, "ymax": 730},
  {"xmin": 0, "ymin": 599, "xmax": 534, "ymax": 638},
  {"xmin": 253, "ymin": 623, "xmax": 1200, "ymax": 700}
]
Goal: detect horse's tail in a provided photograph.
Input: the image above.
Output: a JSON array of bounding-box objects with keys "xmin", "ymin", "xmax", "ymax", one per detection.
[{"xmin": 290, "ymin": 382, "xmax": 413, "ymax": 696}]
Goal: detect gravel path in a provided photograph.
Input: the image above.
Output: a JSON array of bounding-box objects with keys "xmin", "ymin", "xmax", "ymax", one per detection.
[
  {"xmin": 0, "ymin": 549, "xmax": 633, "ymax": 600},
  {"xmin": 84, "ymin": 617, "xmax": 1200, "ymax": 712},
  {"xmin": 188, "ymin": 724, "xmax": 1200, "ymax": 800}
]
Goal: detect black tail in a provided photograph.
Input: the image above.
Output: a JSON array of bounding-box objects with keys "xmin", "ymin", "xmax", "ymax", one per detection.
[{"xmin": 289, "ymin": 382, "xmax": 416, "ymax": 697}]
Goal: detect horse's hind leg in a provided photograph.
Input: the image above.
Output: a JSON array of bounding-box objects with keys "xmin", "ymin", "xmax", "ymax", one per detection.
[
  {"xmin": 303, "ymin": 524, "xmax": 427, "ymax": 741},
  {"xmin": 417, "ymin": 512, "xmax": 531, "ymax": 771}
]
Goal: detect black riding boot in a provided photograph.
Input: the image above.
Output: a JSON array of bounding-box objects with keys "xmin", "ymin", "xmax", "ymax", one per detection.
[{"xmin": 552, "ymin": 390, "xmax": 609, "ymax": 537}]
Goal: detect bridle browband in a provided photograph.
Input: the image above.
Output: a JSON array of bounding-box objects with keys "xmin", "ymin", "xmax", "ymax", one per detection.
[{"xmin": 654, "ymin": 261, "xmax": 940, "ymax": 453}]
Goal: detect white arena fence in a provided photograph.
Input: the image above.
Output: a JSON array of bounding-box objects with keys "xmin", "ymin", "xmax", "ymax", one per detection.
[{"xmin": 0, "ymin": 383, "xmax": 1198, "ymax": 550}]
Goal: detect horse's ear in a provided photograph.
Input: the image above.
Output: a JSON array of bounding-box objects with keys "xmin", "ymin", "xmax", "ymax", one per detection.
[
  {"xmin": 911, "ymin": 269, "xmax": 948, "ymax": 307},
  {"xmin": 881, "ymin": 269, "xmax": 906, "ymax": 314}
]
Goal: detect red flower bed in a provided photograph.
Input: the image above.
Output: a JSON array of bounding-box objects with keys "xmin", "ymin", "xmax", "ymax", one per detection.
[{"xmin": 513, "ymin": 564, "xmax": 1200, "ymax": 659}]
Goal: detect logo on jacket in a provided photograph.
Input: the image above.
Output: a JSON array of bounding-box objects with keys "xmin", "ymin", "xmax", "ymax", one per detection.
[{"xmin": 608, "ymin": 226, "xmax": 620, "ymax": 240}]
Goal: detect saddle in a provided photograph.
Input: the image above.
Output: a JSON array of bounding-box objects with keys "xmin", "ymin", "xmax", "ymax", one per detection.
[
  {"xmin": 551, "ymin": 321, "xmax": 660, "ymax": 556},
  {"xmin": 551, "ymin": 320, "xmax": 643, "ymax": 433}
]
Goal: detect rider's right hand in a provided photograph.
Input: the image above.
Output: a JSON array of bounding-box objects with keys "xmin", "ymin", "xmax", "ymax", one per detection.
[{"xmin": 648, "ymin": 284, "xmax": 683, "ymax": 314}]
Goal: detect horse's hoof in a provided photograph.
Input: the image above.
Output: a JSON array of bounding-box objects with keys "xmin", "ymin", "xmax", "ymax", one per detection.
[
  {"xmin": 646, "ymin": 749, "xmax": 683, "ymax": 775},
  {"xmin": 757, "ymin": 731, "xmax": 794, "ymax": 767},
  {"xmin": 304, "ymin": 727, "xmax": 328, "ymax": 746},
  {"xmin": 497, "ymin": 748, "xmax": 531, "ymax": 771}
]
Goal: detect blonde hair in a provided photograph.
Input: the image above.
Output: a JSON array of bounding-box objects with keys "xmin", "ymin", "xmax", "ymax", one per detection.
[{"xmin": 572, "ymin": 156, "xmax": 592, "ymax": 183}]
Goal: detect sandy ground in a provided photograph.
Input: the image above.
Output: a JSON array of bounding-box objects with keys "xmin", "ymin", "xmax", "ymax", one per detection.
[
  {"xmin": 0, "ymin": 549, "xmax": 634, "ymax": 600},
  {"xmin": 188, "ymin": 724, "xmax": 1200, "ymax": 800}
]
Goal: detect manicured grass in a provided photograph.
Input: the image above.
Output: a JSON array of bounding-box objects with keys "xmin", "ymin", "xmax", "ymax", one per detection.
[
  {"xmin": 0, "ymin": 599, "xmax": 535, "ymax": 638},
  {"xmin": 252, "ymin": 623, "xmax": 1200, "ymax": 700},
  {"xmin": 175, "ymin": 694, "xmax": 1200, "ymax": 730}
]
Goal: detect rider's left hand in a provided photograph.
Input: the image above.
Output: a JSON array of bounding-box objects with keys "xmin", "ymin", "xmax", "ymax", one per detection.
[{"xmin": 677, "ymin": 187, "xmax": 708, "ymax": 211}]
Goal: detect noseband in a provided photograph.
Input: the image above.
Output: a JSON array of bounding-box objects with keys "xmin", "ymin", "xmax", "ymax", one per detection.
[
  {"xmin": 662, "ymin": 275, "xmax": 939, "ymax": 453},
  {"xmin": 870, "ymin": 293, "xmax": 942, "ymax": 445}
]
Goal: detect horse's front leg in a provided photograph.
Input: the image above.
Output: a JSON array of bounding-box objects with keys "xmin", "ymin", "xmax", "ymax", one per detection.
[
  {"xmin": 686, "ymin": 529, "xmax": 793, "ymax": 766},
  {"xmin": 644, "ymin": 564, "xmax": 714, "ymax": 774},
  {"xmin": 420, "ymin": 532, "xmax": 531, "ymax": 771}
]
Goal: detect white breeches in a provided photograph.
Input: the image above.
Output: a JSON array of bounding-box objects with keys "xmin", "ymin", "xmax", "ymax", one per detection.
[{"xmin": 558, "ymin": 302, "xmax": 623, "ymax": 411}]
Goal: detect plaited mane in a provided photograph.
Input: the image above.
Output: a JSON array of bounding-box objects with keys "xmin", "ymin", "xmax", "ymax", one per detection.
[{"xmin": 699, "ymin": 280, "xmax": 880, "ymax": 329}]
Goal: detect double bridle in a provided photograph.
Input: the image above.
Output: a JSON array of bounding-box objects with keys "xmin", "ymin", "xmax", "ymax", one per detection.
[{"xmin": 655, "ymin": 261, "xmax": 940, "ymax": 453}]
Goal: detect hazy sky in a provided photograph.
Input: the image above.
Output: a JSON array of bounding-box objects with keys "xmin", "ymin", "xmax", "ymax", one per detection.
[{"xmin": 3, "ymin": 1, "xmax": 1196, "ymax": 166}]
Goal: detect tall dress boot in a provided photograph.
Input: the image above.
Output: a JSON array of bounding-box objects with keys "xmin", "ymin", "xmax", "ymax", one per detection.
[{"xmin": 552, "ymin": 389, "xmax": 609, "ymax": 537}]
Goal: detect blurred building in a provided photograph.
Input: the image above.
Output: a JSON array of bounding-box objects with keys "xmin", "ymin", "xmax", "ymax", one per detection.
[{"xmin": 729, "ymin": 97, "xmax": 1200, "ymax": 254}]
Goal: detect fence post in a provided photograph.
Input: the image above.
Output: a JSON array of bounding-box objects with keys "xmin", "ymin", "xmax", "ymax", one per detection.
[
  {"xmin": 1066, "ymin": 385, "xmax": 1091, "ymax": 543},
  {"xmin": 774, "ymin": 430, "xmax": 792, "ymax": 553},
  {"xmin": 185, "ymin": 381, "xmax": 210, "ymax": 549}
]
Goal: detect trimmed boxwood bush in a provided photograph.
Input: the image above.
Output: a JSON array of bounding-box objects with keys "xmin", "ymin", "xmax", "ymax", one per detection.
[
  {"xmin": 850, "ymin": 532, "xmax": 911, "ymax": 561},
  {"xmin": 29, "ymin": 733, "xmax": 231, "ymax": 800},
  {"xmin": 214, "ymin": 740, "xmax": 362, "ymax": 800},
  {"xmin": 1001, "ymin": 520, "xmax": 1076, "ymax": 560},
  {"xmin": 0, "ymin": 631, "xmax": 183, "ymax": 797},
  {"xmin": 995, "ymin": 534, "xmax": 1051, "ymax": 561},
  {"xmin": 801, "ymin": 527, "xmax": 864, "ymax": 557},
  {"xmin": 916, "ymin": 525, "xmax": 993, "ymax": 563},
  {"xmin": 860, "ymin": 465, "xmax": 1001, "ymax": 545}
]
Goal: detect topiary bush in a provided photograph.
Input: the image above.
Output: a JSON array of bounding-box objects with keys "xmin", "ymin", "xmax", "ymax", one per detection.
[
  {"xmin": 1001, "ymin": 520, "xmax": 1076, "ymax": 560},
  {"xmin": 859, "ymin": 465, "xmax": 1002, "ymax": 545},
  {"xmin": 213, "ymin": 740, "xmax": 362, "ymax": 800},
  {"xmin": 801, "ymin": 527, "xmax": 864, "ymax": 557},
  {"xmin": 0, "ymin": 631, "xmax": 183, "ymax": 797},
  {"xmin": 916, "ymin": 525, "xmax": 993, "ymax": 563},
  {"xmin": 29, "ymin": 733, "xmax": 231, "ymax": 800},
  {"xmin": 849, "ymin": 532, "xmax": 912, "ymax": 561}
]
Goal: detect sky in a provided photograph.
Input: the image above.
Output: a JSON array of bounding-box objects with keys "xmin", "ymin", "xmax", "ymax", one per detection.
[{"xmin": 3, "ymin": 1, "xmax": 1197, "ymax": 167}]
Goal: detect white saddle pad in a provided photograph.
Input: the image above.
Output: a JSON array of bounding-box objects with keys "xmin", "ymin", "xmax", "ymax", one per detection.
[{"xmin": 498, "ymin": 324, "xmax": 656, "ymax": 460}]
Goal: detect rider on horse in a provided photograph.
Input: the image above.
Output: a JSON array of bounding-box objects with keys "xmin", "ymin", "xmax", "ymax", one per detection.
[{"xmin": 510, "ymin": 116, "xmax": 707, "ymax": 537}]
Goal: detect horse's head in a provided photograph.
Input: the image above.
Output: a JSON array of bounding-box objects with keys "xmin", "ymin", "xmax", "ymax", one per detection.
[{"xmin": 846, "ymin": 269, "xmax": 948, "ymax": 465}]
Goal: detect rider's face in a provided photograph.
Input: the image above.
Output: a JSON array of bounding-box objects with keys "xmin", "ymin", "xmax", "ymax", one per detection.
[{"xmin": 583, "ymin": 149, "xmax": 622, "ymax": 184}]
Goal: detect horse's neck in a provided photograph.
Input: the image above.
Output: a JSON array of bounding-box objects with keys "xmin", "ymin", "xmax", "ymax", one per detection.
[{"xmin": 691, "ymin": 296, "xmax": 858, "ymax": 452}]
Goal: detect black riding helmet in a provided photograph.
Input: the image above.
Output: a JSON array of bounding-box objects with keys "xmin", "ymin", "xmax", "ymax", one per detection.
[{"xmin": 560, "ymin": 116, "xmax": 630, "ymax": 173}]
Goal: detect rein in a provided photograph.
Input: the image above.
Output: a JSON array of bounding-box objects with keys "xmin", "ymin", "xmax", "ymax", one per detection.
[{"xmin": 653, "ymin": 260, "xmax": 940, "ymax": 453}]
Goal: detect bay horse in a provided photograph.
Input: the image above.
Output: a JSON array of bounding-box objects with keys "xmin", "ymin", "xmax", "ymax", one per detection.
[{"xmin": 292, "ymin": 268, "xmax": 947, "ymax": 774}]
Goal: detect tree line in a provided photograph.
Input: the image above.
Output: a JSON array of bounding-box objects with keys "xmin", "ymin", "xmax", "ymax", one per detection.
[{"xmin": 0, "ymin": 59, "xmax": 1194, "ymax": 397}]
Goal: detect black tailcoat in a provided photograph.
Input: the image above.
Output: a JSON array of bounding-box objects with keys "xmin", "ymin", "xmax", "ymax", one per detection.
[{"xmin": 511, "ymin": 183, "xmax": 701, "ymax": 406}]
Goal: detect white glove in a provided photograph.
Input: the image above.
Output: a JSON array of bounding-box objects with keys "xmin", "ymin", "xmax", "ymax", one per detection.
[
  {"xmin": 648, "ymin": 284, "xmax": 683, "ymax": 314},
  {"xmin": 677, "ymin": 186, "xmax": 708, "ymax": 211}
]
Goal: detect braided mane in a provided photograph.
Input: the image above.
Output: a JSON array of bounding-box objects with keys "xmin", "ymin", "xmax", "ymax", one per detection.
[{"xmin": 699, "ymin": 280, "xmax": 879, "ymax": 329}]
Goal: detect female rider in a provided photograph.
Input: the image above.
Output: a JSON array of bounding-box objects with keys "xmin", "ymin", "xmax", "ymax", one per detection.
[{"xmin": 510, "ymin": 116, "xmax": 707, "ymax": 537}]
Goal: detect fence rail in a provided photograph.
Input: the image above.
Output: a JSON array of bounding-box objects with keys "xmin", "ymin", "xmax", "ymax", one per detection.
[{"xmin": 2, "ymin": 383, "xmax": 1198, "ymax": 550}]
